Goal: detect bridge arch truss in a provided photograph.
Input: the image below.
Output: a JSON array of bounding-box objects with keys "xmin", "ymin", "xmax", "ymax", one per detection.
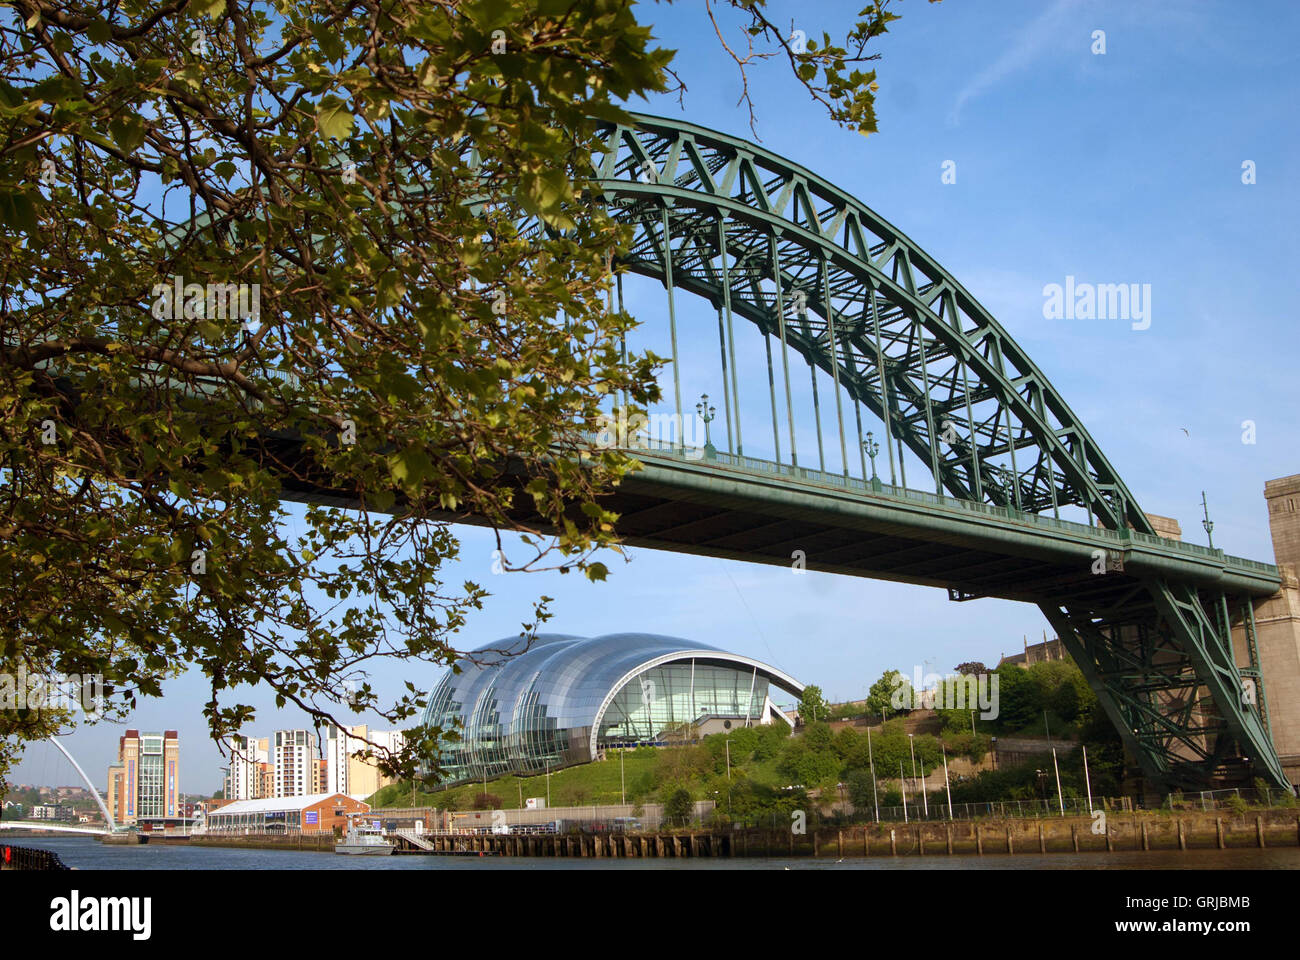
[{"xmin": 587, "ymin": 114, "xmax": 1287, "ymax": 792}]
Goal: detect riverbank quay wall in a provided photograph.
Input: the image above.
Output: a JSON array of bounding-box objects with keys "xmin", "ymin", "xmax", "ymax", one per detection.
[
  {"xmin": 185, "ymin": 833, "xmax": 337, "ymax": 852},
  {"xmin": 174, "ymin": 809, "xmax": 1300, "ymax": 858}
]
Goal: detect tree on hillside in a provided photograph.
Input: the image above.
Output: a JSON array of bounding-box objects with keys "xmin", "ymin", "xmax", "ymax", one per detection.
[
  {"xmin": 663, "ymin": 786, "xmax": 693, "ymax": 827},
  {"xmin": 993, "ymin": 663, "xmax": 1038, "ymax": 731},
  {"xmin": 0, "ymin": 0, "xmax": 933, "ymax": 789},
  {"xmin": 845, "ymin": 767, "xmax": 876, "ymax": 811},
  {"xmin": 865, "ymin": 669, "xmax": 908, "ymax": 718},
  {"xmin": 797, "ymin": 685, "xmax": 830, "ymax": 724},
  {"xmin": 776, "ymin": 736, "xmax": 840, "ymax": 791}
]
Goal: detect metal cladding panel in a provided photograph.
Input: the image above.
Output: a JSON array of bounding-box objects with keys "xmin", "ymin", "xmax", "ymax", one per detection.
[
  {"xmin": 420, "ymin": 632, "xmax": 794, "ymax": 784},
  {"xmin": 425, "ymin": 633, "xmax": 728, "ymax": 733}
]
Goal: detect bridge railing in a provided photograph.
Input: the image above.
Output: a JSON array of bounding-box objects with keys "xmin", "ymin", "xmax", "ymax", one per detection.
[
  {"xmin": 0, "ymin": 844, "xmax": 72, "ymax": 870},
  {"xmin": 606, "ymin": 437, "xmax": 1278, "ymax": 578}
]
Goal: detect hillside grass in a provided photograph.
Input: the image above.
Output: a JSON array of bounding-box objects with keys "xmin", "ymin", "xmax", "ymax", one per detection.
[
  {"xmin": 368, "ymin": 743, "xmax": 797, "ymax": 811},
  {"xmin": 369, "ymin": 751, "xmax": 664, "ymax": 811}
]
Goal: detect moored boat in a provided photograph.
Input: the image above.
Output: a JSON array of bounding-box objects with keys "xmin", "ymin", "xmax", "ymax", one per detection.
[{"xmin": 335, "ymin": 820, "xmax": 395, "ymax": 855}]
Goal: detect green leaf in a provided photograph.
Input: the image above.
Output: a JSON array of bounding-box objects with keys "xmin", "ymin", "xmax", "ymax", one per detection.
[
  {"xmin": 388, "ymin": 445, "xmax": 433, "ymax": 486},
  {"xmin": 377, "ymin": 272, "xmax": 406, "ymax": 308},
  {"xmin": 316, "ymin": 96, "xmax": 354, "ymax": 140},
  {"xmin": 193, "ymin": 0, "xmax": 227, "ymax": 18},
  {"xmin": 87, "ymin": 18, "xmax": 112, "ymax": 44},
  {"xmin": 109, "ymin": 114, "xmax": 146, "ymax": 154},
  {"xmin": 0, "ymin": 189, "xmax": 38, "ymax": 233}
]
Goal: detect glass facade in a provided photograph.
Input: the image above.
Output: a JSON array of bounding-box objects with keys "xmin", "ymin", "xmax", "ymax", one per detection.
[
  {"xmin": 137, "ymin": 734, "xmax": 164, "ymax": 819},
  {"xmin": 421, "ymin": 633, "xmax": 801, "ymax": 785}
]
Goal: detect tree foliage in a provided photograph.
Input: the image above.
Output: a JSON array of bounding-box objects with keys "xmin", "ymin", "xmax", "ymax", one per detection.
[
  {"xmin": 0, "ymin": 0, "xmax": 931, "ymax": 789},
  {"xmin": 796, "ymin": 684, "xmax": 829, "ymax": 724},
  {"xmin": 662, "ymin": 785, "xmax": 692, "ymax": 826},
  {"xmin": 1, "ymin": 0, "xmax": 678, "ymax": 788},
  {"xmin": 865, "ymin": 668, "xmax": 905, "ymax": 718}
]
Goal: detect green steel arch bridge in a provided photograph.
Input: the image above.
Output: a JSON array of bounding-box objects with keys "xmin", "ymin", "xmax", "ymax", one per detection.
[
  {"xmin": 77, "ymin": 112, "xmax": 1287, "ymax": 796},
  {"xmin": 538, "ymin": 110, "xmax": 1277, "ymax": 800},
  {"xmin": 571, "ymin": 113, "xmax": 1287, "ymax": 795}
]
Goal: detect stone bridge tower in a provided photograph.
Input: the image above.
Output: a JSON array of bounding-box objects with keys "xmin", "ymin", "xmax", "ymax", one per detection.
[{"xmin": 1233, "ymin": 475, "xmax": 1300, "ymax": 787}]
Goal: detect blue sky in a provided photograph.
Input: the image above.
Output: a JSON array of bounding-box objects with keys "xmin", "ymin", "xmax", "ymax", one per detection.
[{"xmin": 15, "ymin": 0, "xmax": 1300, "ymax": 793}]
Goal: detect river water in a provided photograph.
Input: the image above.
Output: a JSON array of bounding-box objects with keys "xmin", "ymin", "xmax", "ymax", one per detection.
[{"xmin": 19, "ymin": 836, "xmax": 1300, "ymax": 870}]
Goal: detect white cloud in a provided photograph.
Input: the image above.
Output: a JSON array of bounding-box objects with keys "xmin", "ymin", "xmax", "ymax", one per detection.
[{"xmin": 949, "ymin": 0, "xmax": 1085, "ymax": 125}]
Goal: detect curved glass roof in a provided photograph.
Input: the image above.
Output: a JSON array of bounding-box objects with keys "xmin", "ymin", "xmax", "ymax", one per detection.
[{"xmin": 421, "ymin": 632, "xmax": 803, "ymax": 783}]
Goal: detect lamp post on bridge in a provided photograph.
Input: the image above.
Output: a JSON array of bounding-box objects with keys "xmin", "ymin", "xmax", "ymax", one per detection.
[
  {"xmin": 1201, "ymin": 490, "xmax": 1215, "ymax": 550},
  {"xmin": 998, "ymin": 464, "xmax": 1021, "ymax": 514},
  {"xmin": 863, "ymin": 432, "xmax": 882, "ymax": 492},
  {"xmin": 697, "ymin": 394, "xmax": 717, "ymax": 459}
]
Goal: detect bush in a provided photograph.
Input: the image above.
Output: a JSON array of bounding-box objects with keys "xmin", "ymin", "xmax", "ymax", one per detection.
[
  {"xmin": 846, "ymin": 768, "xmax": 877, "ymax": 810},
  {"xmin": 471, "ymin": 792, "xmax": 502, "ymax": 810},
  {"xmin": 776, "ymin": 736, "xmax": 841, "ymax": 787},
  {"xmin": 751, "ymin": 723, "xmax": 790, "ymax": 762},
  {"xmin": 663, "ymin": 786, "xmax": 693, "ymax": 826}
]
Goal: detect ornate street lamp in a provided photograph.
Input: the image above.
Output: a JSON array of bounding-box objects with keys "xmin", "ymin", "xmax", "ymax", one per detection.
[
  {"xmin": 1201, "ymin": 490, "xmax": 1215, "ymax": 550},
  {"xmin": 696, "ymin": 393, "xmax": 717, "ymax": 458},
  {"xmin": 862, "ymin": 431, "xmax": 881, "ymax": 490},
  {"xmin": 998, "ymin": 464, "xmax": 1020, "ymax": 513}
]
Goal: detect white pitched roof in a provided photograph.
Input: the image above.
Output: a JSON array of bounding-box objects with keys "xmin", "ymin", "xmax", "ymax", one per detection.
[{"xmin": 210, "ymin": 793, "xmax": 366, "ymax": 815}]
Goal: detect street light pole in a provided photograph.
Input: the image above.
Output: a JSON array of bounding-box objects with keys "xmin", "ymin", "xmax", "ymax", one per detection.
[
  {"xmin": 867, "ymin": 726, "xmax": 880, "ymax": 823},
  {"xmin": 1083, "ymin": 744, "xmax": 1095, "ymax": 814},
  {"xmin": 697, "ymin": 394, "xmax": 717, "ymax": 457},
  {"xmin": 1052, "ymin": 747, "xmax": 1065, "ymax": 816},
  {"xmin": 942, "ymin": 743, "xmax": 953, "ymax": 821},
  {"xmin": 863, "ymin": 432, "xmax": 881, "ymax": 489},
  {"xmin": 900, "ymin": 761, "xmax": 908, "ymax": 823},
  {"xmin": 620, "ymin": 747, "xmax": 625, "ymax": 806}
]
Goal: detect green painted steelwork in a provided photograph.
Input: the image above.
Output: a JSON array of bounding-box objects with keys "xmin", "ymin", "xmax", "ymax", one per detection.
[{"xmin": 589, "ymin": 114, "xmax": 1289, "ymax": 792}]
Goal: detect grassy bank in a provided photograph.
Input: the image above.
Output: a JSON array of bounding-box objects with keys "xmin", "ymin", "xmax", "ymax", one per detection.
[{"xmin": 370, "ymin": 750, "xmax": 666, "ymax": 810}]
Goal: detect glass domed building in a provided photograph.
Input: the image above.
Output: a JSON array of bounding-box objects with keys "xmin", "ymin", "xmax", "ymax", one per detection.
[{"xmin": 421, "ymin": 632, "xmax": 804, "ymax": 785}]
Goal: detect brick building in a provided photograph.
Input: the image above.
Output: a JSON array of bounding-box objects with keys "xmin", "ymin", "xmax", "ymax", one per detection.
[{"xmin": 203, "ymin": 793, "xmax": 369, "ymax": 835}]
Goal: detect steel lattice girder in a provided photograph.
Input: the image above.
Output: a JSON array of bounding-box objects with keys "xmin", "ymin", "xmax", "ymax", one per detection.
[
  {"xmin": 591, "ymin": 114, "xmax": 1288, "ymax": 791},
  {"xmin": 595, "ymin": 115, "xmax": 1138, "ymax": 528}
]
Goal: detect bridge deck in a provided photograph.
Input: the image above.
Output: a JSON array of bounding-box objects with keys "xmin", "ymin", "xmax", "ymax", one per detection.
[{"xmin": 283, "ymin": 441, "xmax": 1279, "ymax": 610}]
